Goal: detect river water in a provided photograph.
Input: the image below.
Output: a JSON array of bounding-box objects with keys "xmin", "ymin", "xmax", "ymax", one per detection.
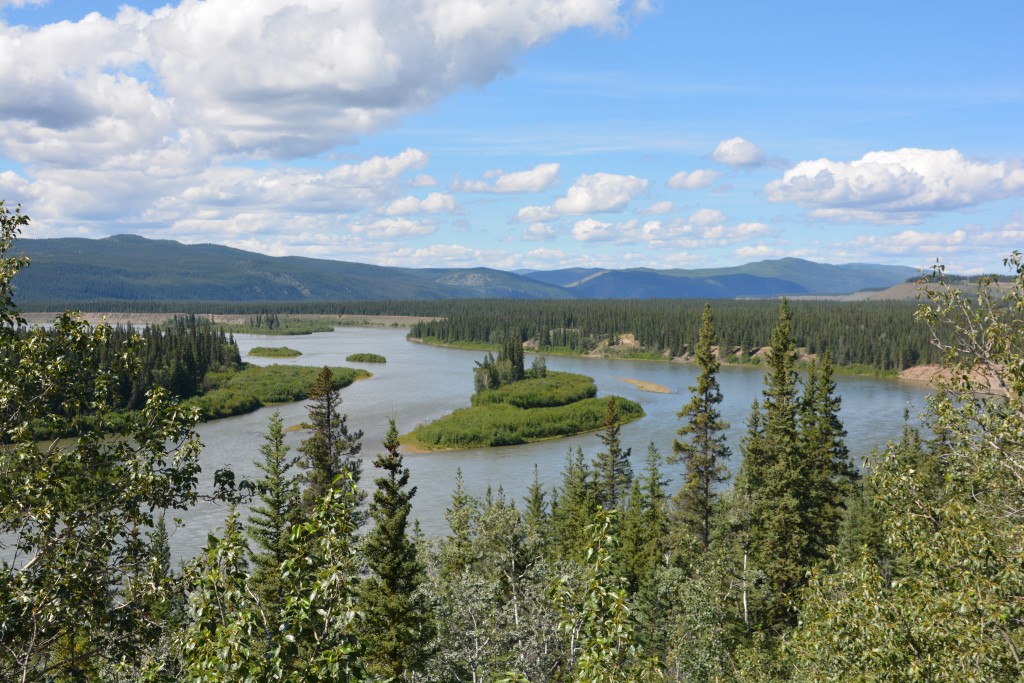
[{"xmin": 172, "ymin": 326, "xmax": 932, "ymax": 559}]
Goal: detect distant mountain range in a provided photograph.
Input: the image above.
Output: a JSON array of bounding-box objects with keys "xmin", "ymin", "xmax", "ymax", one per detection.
[{"xmin": 11, "ymin": 234, "xmax": 918, "ymax": 303}]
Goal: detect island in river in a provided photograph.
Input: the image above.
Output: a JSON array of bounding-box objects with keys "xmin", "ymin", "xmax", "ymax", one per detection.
[{"xmin": 402, "ymin": 370, "xmax": 643, "ymax": 451}]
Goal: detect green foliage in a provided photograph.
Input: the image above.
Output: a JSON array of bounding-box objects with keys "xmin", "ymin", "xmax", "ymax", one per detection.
[
  {"xmin": 470, "ymin": 371, "xmax": 596, "ymax": 409},
  {"xmin": 410, "ymin": 394, "xmax": 644, "ymax": 450},
  {"xmin": 409, "ymin": 297, "xmax": 938, "ymax": 372},
  {"xmin": 249, "ymin": 345, "xmax": 302, "ymax": 357},
  {"xmin": 591, "ymin": 396, "xmax": 634, "ymax": 510},
  {"xmin": 673, "ymin": 302, "xmax": 731, "ymax": 552},
  {"xmin": 788, "ymin": 253, "xmax": 1024, "ymax": 681},
  {"xmin": 345, "ymin": 352, "xmax": 386, "ymax": 363},
  {"xmin": 298, "ymin": 367, "xmax": 364, "ymax": 511},
  {"xmin": 357, "ymin": 419, "xmax": 432, "ymax": 680},
  {"xmin": 177, "ymin": 477, "xmax": 367, "ymax": 681},
  {"xmin": 247, "ymin": 411, "xmax": 300, "ymax": 614},
  {"xmin": 187, "ymin": 364, "xmax": 367, "ymax": 420},
  {"xmin": 555, "ymin": 510, "xmax": 664, "ymax": 682},
  {"xmin": 0, "ymin": 205, "xmax": 203, "ymax": 681}
]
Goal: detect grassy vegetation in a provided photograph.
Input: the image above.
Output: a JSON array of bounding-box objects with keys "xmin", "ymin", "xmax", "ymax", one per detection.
[
  {"xmin": 346, "ymin": 352, "xmax": 387, "ymax": 363},
  {"xmin": 406, "ymin": 372, "xmax": 643, "ymax": 450},
  {"xmin": 249, "ymin": 346, "xmax": 302, "ymax": 358},
  {"xmin": 470, "ymin": 371, "xmax": 596, "ymax": 408},
  {"xmin": 186, "ymin": 364, "xmax": 370, "ymax": 420}
]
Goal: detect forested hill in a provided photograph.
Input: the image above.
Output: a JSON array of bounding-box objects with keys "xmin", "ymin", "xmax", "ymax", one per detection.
[{"xmin": 13, "ymin": 234, "xmax": 916, "ymax": 303}]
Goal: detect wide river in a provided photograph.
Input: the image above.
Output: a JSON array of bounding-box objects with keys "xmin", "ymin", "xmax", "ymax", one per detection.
[{"xmin": 173, "ymin": 326, "xmax": 933, "ymax": 559}]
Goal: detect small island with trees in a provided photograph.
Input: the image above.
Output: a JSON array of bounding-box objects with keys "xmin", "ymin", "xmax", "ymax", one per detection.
[
  {"xmin": 249, "ymin": 346, "xmax": 302, "ymax": 358},
  {"xmin": 404, "ymin": 339, "xmax": 644, "ymax": 450},
  {"xmin": 346, "ymin": 352, "xmax": 387, "ymax": 363}
]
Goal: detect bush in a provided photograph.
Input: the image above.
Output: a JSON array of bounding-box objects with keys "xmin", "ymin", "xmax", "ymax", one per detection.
[{"xmin": 346, "ymin": 352, "xmax": 387, "ymax": 363}]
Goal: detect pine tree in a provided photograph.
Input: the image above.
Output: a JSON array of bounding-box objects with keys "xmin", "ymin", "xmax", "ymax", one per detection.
[
  {"xmin": 591, "ymin": 396, "xmax": 633, "ymax": 510},
  {"xmin": 358, "ymin": 418, "xmax": 433, "ymax": 680},
  {"xmin": 247, "ymin": 411, "xmax": 300, "ymax": 612},
  {"xmin": 298, "ymin": 366, "xmax": 363, "ymax": 510},
  {"xmin": 672, "ymin": 302, "xmax": 731, "ymax": 551}
]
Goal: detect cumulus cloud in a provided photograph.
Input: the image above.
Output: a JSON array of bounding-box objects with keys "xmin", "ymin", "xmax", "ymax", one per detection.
[
  {"xmin": 765, "ymin": 148, "xmax": 1024, "ymax": 223},
  {"xmin": 667, "ymin": 169, "xmax": 719, "ymax": 189},
  {"xmin": 523, "ymin": 222, "xmax": 556, "ymax": 241},
  {"xmin": 454, "ymin": 163, "xmax": 560, "ymax": 193},
  {"xmin": 0, "ymin": 0, "xmax": 639, "ymax": 240},
  {"xmin": 638, "ymin": 200, "xmax": 673, "ymax": 215},
  {"xmin": 520, "ymin": 172, "xmax": 648, "ymax": 222},
  {"xmin": 712, "ymin": 137, "xmax": 765, "ymax": 167},
  {"xmin": 409, "ymin": 174, "xmax": 438, "ymax": 187},
  {"xmin": 688, "ymin": 208, "xmax": 726, "ymax": 227},
  {"xmin": 384, "ymin": 192, "xmax": 457, "ymax": 215},
  {"xmin": 571, "ymin": 218, "xmax": 620, "ymax": 242}
]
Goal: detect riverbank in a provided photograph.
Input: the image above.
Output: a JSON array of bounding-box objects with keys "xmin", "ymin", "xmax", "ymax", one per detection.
[{"xmin": 410, "ymin": 336, "xmax": 908, "ymax": 380}]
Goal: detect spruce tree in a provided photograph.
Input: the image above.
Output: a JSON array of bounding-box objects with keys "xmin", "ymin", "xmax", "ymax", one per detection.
[
  {"xmin": 298, "ymin": 366, "xmax": 363, "ymax": 509},
  {"xmin": 591, "ymin": 396, "xmax": 633, "ymax": 510},
  {"xmin": 358, "ymin": 418, "xmax": 432, "ymax": 680},
  {"xmin": 672, "ymin": 302, "xmax": 731, "ymax": 551},
  {"xmin": 549, "ymin": 447, "xmax": 596, "ymax": 562},
  {"xmin": 736, "ymin": 298, "xmax": 809, "ymax": 629},
  {"xmin": 247, "ymin": 411, "xmax": 300, "ymax": 611},
  {"xmin": 799, "ymin": 349, "xmax": 857, "ymax": 563}
]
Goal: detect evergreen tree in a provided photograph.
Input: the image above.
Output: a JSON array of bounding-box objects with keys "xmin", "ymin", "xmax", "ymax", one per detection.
[
  {"xmin": 799, "ymin": 349, "xmax": 858, "ymax": 563},
  {"xmin": 672, "ymin": 302, "xmax": 731, "ymax": 551},
  {"xmin": 549, "ymin": 448, "xmax": 596, "ymax": 562},
  {"xmin": 591, "ymin": 396, "xmax": 633, "ymax": 510},
  {"xmin": 247, "ymin": 411, "xmax": 300, "ymax": 612},
  {"xmin": 358, "ymin": 418, "xmax": 432, "ymax": 680},
  {"xmin": 298, "ymin": 366, "xmax": 363, "ymax": 509},
  {"xmin": 620, "ymin": 443, "xmax": 670, "ymax": 591},
  {"xmin": 736, "ymin": 298, "xmax": 810, "ymax": 629}
]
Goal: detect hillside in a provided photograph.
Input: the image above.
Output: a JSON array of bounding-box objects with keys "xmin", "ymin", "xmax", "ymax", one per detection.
[{"xmin": 12, "ymin": 234, "xmax": 916, "ymax": 303}]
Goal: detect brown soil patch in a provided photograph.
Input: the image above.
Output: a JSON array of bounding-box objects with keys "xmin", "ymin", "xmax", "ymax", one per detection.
[{"xmin": 618, "ymin": 377, "xmax": 672, "ymax": 394}]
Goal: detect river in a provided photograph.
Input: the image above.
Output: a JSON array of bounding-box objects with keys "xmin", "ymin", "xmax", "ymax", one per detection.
[{"xmin": 172, "ymin": 326, "xmax": 933, "ymax": 559}]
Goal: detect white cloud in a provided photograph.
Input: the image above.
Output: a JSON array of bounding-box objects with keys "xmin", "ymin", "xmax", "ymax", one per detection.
[
  {"xmin": 571, "ymin": 218, "xmax": 619, "ymax": 242},
  {"xmin": 517, "ymin": 205, "xmax": 559, "ymax": 223},
  {"xmin": 0, "ymin": 0, "xmax": 637, "ymax": 239},
  {"xmin": 409, "ymin": 174, "xmax": 438, "ymax": 187},
  {"xmin": 523, "ymin": 222, "xmax": 556, "ymax": 241},
  {"xmin": 667, "ymin": 169, "xmax": 720, "ymax": 189},
  {"xmin": 734, "ymin": 244, "xmax": 784, "ymax": 259},
  {"xmin": 688, "ymin": 208, "xmax": 726, "ymax": 227},
  {"xmin": 515, "ymin": 171, "xmax": 650, "ymax": 223},
  {"xmin": 384, "ymin": 192, "xmax": 457, "ymax": 215},
  {"xmin": 454, "ymin": 162, "xmax": 560, "ymax": 193},
  {"xmin": 553, "ymin": 173, "xmax": 648, "ymax": 214},
  {"xmin": 766, "ymin": 148, "xmax": 1024, "ymax": 222},
  {"xmin": 638, "ymin": 200, "xmax": 673, "ymax": 215},
  {"xmin": 351, "ymin": 217, "xmax": 437, "ymax": 239},
  {"xmin": 712, "ymin": 137, "xmax": 765, "ymax": 167}
]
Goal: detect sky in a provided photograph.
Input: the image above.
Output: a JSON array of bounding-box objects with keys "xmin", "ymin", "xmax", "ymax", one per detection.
[{"xmin": 0, "ymin": 0, "xmax": 1021, "ymax": 273}]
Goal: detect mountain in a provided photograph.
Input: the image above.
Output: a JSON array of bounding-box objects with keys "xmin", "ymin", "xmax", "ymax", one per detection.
[
  {"xmin": 10, "ymin": 234, "xmax": 917, "ymax": 303},
  {"xmin": 12, "ymin": 234, "xmax": 571, "ymax": 302}
]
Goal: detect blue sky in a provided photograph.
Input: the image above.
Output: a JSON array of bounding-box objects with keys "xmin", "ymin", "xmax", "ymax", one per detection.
[{"xmin": 0, "ymin": 0, "xmax": 1020, "ymax": 272}]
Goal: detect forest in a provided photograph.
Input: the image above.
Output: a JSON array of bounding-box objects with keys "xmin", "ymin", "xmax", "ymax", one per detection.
[
  {"xmin": 20, "ymin": 296, "xmax": 941, "ymax": 374},
  {"xmin": 2, "ymin": 201, "xmax": 1023, "ymax": 682}
]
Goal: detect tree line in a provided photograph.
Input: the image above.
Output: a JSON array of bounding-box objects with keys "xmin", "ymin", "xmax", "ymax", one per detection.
[{"xmin": 3, "ymin": 203, "xmax": 1022, "ymax": 681}]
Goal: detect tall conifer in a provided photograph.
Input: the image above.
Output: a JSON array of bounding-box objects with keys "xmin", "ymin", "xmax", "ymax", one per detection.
[
  {"xmin": 358, "ymin": 418, "xmax": 432, "ymax": 680},
  {"xmin": 247, "ymin": 411, "xmax": 300, "ymax": 611},
  {"xmin": 672, "ymin": 303, "xmax": 731, "ymax": 551},
  {"xmin": 591, "ymin": 396, "xmax": 633, "ymax": 510},
  {"xmin": 298, "ymin": 366, "xmax": 363, "ymax": 509}
]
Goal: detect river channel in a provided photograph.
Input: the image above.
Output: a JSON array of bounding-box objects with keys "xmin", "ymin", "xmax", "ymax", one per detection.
[{"xmin": 174, "ymin": 326, "xmax": 933, "ymax": 559}]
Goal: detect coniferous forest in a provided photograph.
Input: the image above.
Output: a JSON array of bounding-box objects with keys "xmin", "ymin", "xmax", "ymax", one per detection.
[{"xmin": 3, "ymin": 203, "xmax": 1024, "ymax": 681}]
